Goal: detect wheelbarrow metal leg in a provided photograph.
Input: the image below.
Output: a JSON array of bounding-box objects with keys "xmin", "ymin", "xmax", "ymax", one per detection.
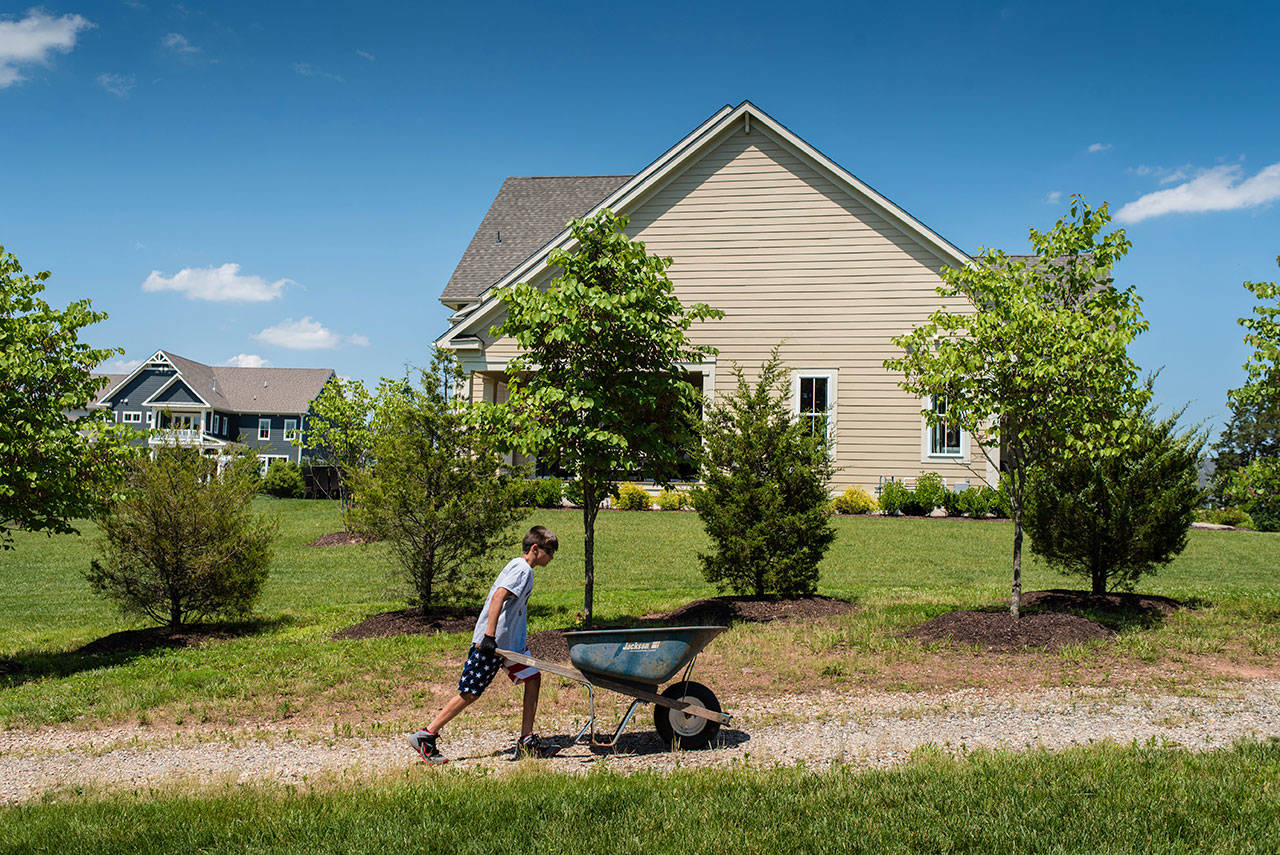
[{"xmin": 591, "ymin": 699, "xmax": 645, "ymax": 748}]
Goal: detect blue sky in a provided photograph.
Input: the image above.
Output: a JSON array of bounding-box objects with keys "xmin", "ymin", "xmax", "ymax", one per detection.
[{"xmin": 2, "ymin": 0, "xmax": 1277, "ymax": 438}]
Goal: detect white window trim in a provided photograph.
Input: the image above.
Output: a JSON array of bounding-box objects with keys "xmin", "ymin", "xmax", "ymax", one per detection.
[
  {"xmin": 257, "ymin": 453, "xmax": 289, "ymax": 475},
  {"xmin": 283, "ymin": 418, "xmax": 298, "ymax": 441},
  {"xmin": 791, "ymin": 369, "xmax": 837, "ymax": 444},
  {"xmin": 122, "ymin": 411, "xmax": 142, "ymax": 423},
  {"xmin": 258, "ymin": 418, "xmax": 271, "ymax": 441},
  {"xmin": 920, "ymin": 395, "xmax": 968, "ymax": 463},
  {"xmin": 145, "ymin": 411, "xmax": 155, "ymax": 427}
]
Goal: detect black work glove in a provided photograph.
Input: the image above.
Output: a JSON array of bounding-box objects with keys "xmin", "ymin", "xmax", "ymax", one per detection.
[{"xmin": 479, "ymin": 634, "xmax": 497, "ymax": 656}]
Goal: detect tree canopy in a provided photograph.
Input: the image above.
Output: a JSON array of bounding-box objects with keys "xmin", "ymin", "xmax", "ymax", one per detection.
[
  {"xmin": 0, "ymin": 245, "xmax": 136, "ymax": 549},
  {"xmin": 884, "ymin": 197, "xmax": 1149, "ymax": 616},
  {"xmin": 486, "ymin": 210, "xmax": 721, "ymax": 626}
]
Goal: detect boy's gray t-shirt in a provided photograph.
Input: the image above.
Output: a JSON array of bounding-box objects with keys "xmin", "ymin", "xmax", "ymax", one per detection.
[{"xmin": 472, "ymin": 557, "xmax": 534, "ymax": 651}]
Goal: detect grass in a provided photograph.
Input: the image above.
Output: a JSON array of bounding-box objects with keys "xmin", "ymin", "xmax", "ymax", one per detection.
[
  {"xmin": 3, "ymin": 741, "xmax": 1278, "ymax": 853},
  {"xmin": 1, "ymin": 502, "xmax": 1277, "ymax": 728}
]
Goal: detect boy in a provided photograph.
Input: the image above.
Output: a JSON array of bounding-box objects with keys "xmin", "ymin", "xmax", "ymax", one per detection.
[{"xmin": 406, "ymin": 525, "xmax": 559, "ymax": 764}]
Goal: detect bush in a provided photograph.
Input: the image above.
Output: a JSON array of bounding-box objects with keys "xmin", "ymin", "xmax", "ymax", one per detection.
[
  {"xmin": 831, "ymin": 486, "xmax": 877, "ymax": 515},
  {"xmin": 1025, "ymin": 412, "xmax": 1204, "ymax": 594},
  {"xmin": 941, "ymin": 487, "xmax": 964, "ymax": 517},
  {"xmin": 1198, "ymin": 506, "xmax": 1254, "ymax": 528},
  {"xmin": 615, "ymin": 482, "xmax": 652, "ymax": 511},
  {"xmin": 1225, "ymin": 457, "xmax": 1280, "ymax": 531},
  {"xmin": 990, "ymin": 479, "xmax": 1012, "ymax": 518},
  {"xmin": 657, "ymin": 488, "xmax": 689, "ymax": 511},
  {"xmin": 533, "ymin": 479, "xmax": 564, "ymax": 508},
  {"xmin": 261, "ymin": 460, "xmax": 305, "ymax": 498},
  {"xmin": 913, "ymin": 472, "xmax": 946, "ymax": 514},
  {"xmin": 692, "ymin": 352, "xmax": 834, "ymax": 597},
  {"xmin": 564, "ymin": 479, "xmax": 619, "ymax": 508},
  {"xmin": 957, "ymin": 486, "xmax": 992, "ymax": 518},
  {"xmin": 879, "ymin": 480, "xmax": 911, "ymax": 516},
  {"xmin": 85, "ymin": 448, "xmax": 278, "ymax": 627}
]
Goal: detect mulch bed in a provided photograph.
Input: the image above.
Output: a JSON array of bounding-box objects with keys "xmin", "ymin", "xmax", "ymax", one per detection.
[
  {"xmin": 75, "ymin": 626, "xmax": 248, "ymax": 656},
  {"xmin": 332, "ymin": 607, "xmax": 475, "ymax": 640},
  {"xmin": 902, "ymin": 589, "xmax": 1188, "ymax": 652},
  {"xmin": 309, "ymin": 531, "xmax": 375, "ymax": 547}
]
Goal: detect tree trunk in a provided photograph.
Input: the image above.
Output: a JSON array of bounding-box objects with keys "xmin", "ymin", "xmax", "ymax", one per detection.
[
  {"xmin": 1092, "ymin": 566, "xmax": 1106, "ymax": 596},
  {"xmin": 169, "ymin": 599, "xmax": 182, "ymax": 629},
  {"xmin": 582, "ymin": 481, "xmax": 596, "ymax": 629},
  {"xmin": 1011, "ymin": 484, "xmax": 1022, "ymax": 620}
]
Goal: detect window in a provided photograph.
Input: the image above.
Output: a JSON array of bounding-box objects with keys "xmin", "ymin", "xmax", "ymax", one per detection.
[
  {"xmin": 145, "ymin": 411, "xmax": 154, "ymax": 427},
  {"xmin": 123, "ymin": 411, "xmax": 142, "ymax": 423},
  {"xmin": 283, "ymin": 419, "xmax": 298, "ymax": 441},
  {"xmin": 258, "ymin": 418, "xmax": 271, "ymax": 440},
  {"xmin": 795, "ymin": 373, "xmax": 834, "ymax": 440},
  {"xmin": 929, "ymin": 397, "xmax": 962, "ymax": 457},
  {"xmin": 257, "ymin": 454, "xmax": 288, "ymax": 475}
]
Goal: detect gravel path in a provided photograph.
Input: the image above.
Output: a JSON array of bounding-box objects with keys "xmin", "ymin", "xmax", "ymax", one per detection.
[{"xmin": 3, "ymin": 680, "xmax": 1277, "ymax": 804}]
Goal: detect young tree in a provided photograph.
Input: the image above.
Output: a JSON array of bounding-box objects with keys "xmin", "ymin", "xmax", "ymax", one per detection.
[
  {"xmin": 348, "ymin": 351, "xmax": 527, "ymax": 610},
  {"xmin": 488, "ymin": 210, "xmax": 721, "ymax": 626},
  {"xmin": 86, "ymin": 448, "xmax": 278, "ymax": 628},
  {"xmin": 885, "ymin": 198, "xmax": 1149, "ymax": 617},
  {"xmin": 302, "ymin": 376, "xmax": 374, "ymax": 519},
  {"xmin": 1, "ymin": 246, "xmax": 137, "ymax": 549},
  {"xmin": 1025, "ymin": 408, "xmax": 1205, "ymax": 594},
  {"xmin": 691, "ymin": 352, "xmax": 835, "ymax": 598}
]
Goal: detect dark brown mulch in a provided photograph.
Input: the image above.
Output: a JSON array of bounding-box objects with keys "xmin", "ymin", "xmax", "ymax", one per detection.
[
  {"xmin": 0, "ymin": 659, "xmax": 20, "ymax": 676},
  {"xmin": 526, "ymin": 595, "xmax": 856, "ymax": 663},
  {"xmin": 75, "ymin": 626, "xmax": 244, "ymax": 656},
  {"xmin": 1020, "ymin": 589, "xmax": 1184, "ymax": 629},
  {"xmin": 332, "ymin": 607, "xmax": 475, "ymax": 641},
  {"xmin": 309, "ymin": 531, "xmax": 375, "ymax": 547},
  {"xmin": 903, "ymin": 610, "xmax": 1113, "ymax": 652}
]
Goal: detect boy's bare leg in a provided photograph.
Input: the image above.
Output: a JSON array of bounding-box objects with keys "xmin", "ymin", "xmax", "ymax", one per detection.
[
  {"xmin": 520, "ymin": 674, "xmax": 541, "ymax": 737},
  {"xmin": 428, "ymin": 693, "xmax": 477, "ymax": 734}
]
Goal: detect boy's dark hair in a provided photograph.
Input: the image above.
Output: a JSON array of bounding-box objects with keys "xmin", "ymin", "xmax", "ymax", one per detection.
[{"xmin": 523, "ymin": 526, "xmax": 558, "ymax": 555}]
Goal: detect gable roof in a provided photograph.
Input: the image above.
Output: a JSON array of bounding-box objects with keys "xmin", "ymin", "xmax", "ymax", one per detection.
[
  {"xmin": 441, "ymin": 176, "xmax": 633, "ymax": 306},
  {"xmin": 437, "ymin": 101, "xmax": 974, "ymax": 346},
  {"xmin": 96, "ymin": 350, "xmax": 334, "ymax": 414}
]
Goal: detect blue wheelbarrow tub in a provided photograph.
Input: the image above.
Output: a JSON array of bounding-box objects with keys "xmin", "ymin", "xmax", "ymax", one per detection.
[{"xmin": 562, "ymin": 626, "xmax": 727, "ymax": 685}]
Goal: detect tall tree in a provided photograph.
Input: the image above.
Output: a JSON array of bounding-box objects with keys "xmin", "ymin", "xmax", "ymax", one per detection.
[
  {"xmin": 487, "ymin": 210, "xmax": 721, "ymax": 627},
  {"xmin": 884, "ymin": 198, "xmax": 1149, "ymax": 617},
  {"xmin": 0, "ymin": 246, "xmax": 136, "ymax": 549},
  {"xmin": 302, "ymin": 375, "xmax": 375, "ymax": 523}
]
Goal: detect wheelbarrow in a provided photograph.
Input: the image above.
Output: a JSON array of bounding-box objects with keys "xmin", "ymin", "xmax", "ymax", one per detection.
[{"xmin": 497, "ymin": 625, "xmax": 731, "ymax": 750}]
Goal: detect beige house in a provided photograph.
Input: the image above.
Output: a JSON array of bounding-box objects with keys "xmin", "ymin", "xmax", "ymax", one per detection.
[{"xmin": 435, "ymin": 101, "xmax": 998, "ymax": 493}]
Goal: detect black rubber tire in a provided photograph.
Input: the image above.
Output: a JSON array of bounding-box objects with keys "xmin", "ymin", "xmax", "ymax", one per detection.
[{"xmin": 653, "ymin": 680, "xmax": 721, "ymax": 750}]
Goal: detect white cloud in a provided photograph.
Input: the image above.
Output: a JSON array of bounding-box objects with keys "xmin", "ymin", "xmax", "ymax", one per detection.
[
  {"xmin": 1044, "ymin": 190, "xmax": 1063, "ymax": 205},
  {"xmin": 355, "ymin": 49, "xmax": 374, "ymax": 62},
  {"xmin": 0, "ymin": 9, "xmax": 93, "ymax": 87},
  {"xmin": 223, "ymin": 353, "xmax": 270, "ymax": 368},
  {"xmin": 292, "ymin": 61, "xmax": 342, "ymax": 82},
  {"xmin": 98, "ymin": 358, "xmax": 142, "ymax": 374},
  {"xmin": 161, "ymin": 32, "xmax": 200, "ymax": 54},
  {"xmin": 142, "ymin": 263, "xmax": 290, "ymax": 302},
  {"xmin": 96, "ymin": 72, "xmax": 135, "ymax": 98},
  {"xmin": 1129, "ymin": 163, "xmax": 1192, "ymax": 185},
  {"xmin": 1116, "ymin": 162, "xmax": 1280, "ymax": 224},
  {"xmin": 253, "ymin": 317, "xmax": 369, "ymax": 350},
  {"xmin": 1087, "ymin": 142, "xmax": 1112, "ymax": 154}
]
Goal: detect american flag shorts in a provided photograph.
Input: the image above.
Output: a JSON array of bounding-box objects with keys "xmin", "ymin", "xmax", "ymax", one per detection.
[{"xmin": 456, "ymin": 645, "xmax": 540, "ymax": 697}]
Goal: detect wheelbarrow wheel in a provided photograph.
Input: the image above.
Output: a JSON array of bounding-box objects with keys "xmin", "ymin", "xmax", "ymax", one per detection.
[{"xmin": 654, "ymin": 681, "xmax": 721, "ymax": 750}]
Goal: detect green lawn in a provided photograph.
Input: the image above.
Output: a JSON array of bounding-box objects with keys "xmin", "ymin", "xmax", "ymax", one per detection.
[
  {"xmin": 3, "ymin": 741, "xmax": 1278, "ymax": 854},
  {"xmin": 1, "ymin": 501, "xmax": 1277, "ymax": 728}
]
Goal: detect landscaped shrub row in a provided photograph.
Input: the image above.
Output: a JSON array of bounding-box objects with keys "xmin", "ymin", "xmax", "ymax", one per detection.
[{"xmin": 878, "ymin": 473, "xmax": 1011, "ymax": 518}]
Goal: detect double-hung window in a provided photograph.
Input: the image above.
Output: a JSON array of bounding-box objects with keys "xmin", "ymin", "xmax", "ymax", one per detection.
[
  {"xmin": 928, "ymin": 396, "xmax": 962, "ymax": 457},
  {"xmin": 283, "ymin": 419, "xmax": 298, "ymax": 441},
  {"xmin": 123, "ymin": 411, "xmax": 142, "ymax": 423},
  {"xmin": 794, "ymin": 371, "xmax": 835, "ymax": 442},
  {"xmin": 258, "ymin": 418, "xmax": 271, "ymax": 441}
]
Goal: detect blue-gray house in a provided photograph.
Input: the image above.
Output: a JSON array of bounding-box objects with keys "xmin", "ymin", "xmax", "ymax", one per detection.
[{"xmin": 94, "ymin": 350, "xmax": 335, "ymax": 470}]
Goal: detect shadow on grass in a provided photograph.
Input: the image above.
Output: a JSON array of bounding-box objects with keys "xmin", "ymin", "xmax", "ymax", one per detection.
[
  {"xmin": 0, "ymin": 615, "xmax": 293, "ymax": 687},
  {"xmin": 466, "ymin": 727, "xmax": 750, "ymax": 761}
]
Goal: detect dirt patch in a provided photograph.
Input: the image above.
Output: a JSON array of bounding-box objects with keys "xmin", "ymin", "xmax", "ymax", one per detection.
[
  {"xmin": 309, "ymin": 531, "xmax": 375, "ymax": 547},
  {"xmin": 904, "ymin": 610, "xmax": 1113, "ymax": 652},
  {"xmin": 1021, "ymin": 589, "xmax": 1185, "ymax": 629},
  {"xmin": 332, "ymin": 607, "xmax": 475, "ymax": 641}
]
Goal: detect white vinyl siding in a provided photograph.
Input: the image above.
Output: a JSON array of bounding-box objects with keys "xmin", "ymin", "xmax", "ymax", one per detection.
[{"xmin": 258, "ymin": 418, "xmax": 271, "ymax": 440}]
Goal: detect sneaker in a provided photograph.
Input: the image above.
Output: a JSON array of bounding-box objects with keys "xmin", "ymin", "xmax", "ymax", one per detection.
[
  {"xmin": 406, "ymin": 730, "xmax": 447, "ymax": 764},
  {"xmin": 514, "ymin": 733, "xmax": 559, "ymax": 759}
]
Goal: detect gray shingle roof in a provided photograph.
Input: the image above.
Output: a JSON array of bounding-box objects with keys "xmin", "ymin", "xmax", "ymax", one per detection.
[
  {"xmin": 440, "ymin": 175, "xmax": 633, "ymax": 305},
  {"xmin": 96, "ymin": 352, "xmax": 334, "ymax": 415}
]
